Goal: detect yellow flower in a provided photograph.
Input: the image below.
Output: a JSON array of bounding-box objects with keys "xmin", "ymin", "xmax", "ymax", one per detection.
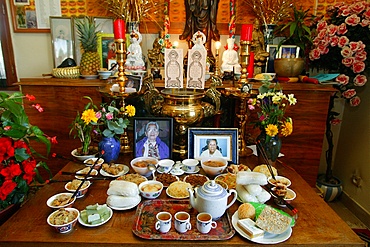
[
  {"xmin": 81, "ymin": 109, "xmax": 98, "ymax": 124},
  {"xmin": 265, "ymin": 124, "xmax": 279, "ymax": 137},
  {"xmin": 125, "ymin": 105, "xmax": 136, "ymax": 117},
  {"xmin": 281, "ymin": 119, "xmax": 293, "ymax": 137}
]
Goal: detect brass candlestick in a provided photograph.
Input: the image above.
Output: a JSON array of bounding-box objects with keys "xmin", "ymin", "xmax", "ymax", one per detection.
[
  {"xmin": 238, "ymin": 40, "xmax": 251, "ymax": 88},
  {"xmin": 211, "ymin": 41, "xmax": 222, "ymax": 86},
  {"xmin": 114, "ymin": 38, "xmax": 132, "ymax": 153}
]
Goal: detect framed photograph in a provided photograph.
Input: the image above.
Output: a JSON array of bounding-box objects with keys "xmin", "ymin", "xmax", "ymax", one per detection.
[
  {"xmin": 188, "ymin": 128, "xmax": 238, "ymax": 163},
  {"xmin": 133, "ymin": 117, "xmax": 173, "ymax": 159},
  {"xmin": 279, "ymin": 45, "xmax": 300, "ymax": 59},
  {"xmin": 94, "ymin": 17, "xmax": 114, "ymax": 34},
  {"xmin": 50, "ymin": 17, "xmax": 74, "ymax": 68},
  {"xmin": 14, "ymin": 0, "xmax": 29, "ymax": 5},
  {"xmin": 97, "ymin": 33, "xmax": 115, "ymax": 69},
  {"xmin": 126, "ymin": 75, "xmax": 143, "ymax": 93},
  {"xmin": 266, "ymin": 44, "xmax": 278, "ymax": 73}
]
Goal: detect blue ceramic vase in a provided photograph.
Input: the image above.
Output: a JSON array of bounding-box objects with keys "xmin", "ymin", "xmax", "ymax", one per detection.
[
  {"xmin": 98, "ymin": 137, "xmax": 121, "ymax": 163},
  {"xmin": 256, "ymin": 131, "xmax": 282, "ymax": 162}
]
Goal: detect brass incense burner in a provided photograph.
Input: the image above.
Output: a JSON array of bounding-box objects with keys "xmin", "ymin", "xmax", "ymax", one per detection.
[{"xmin": 143, "ymin": 77, "xmax": 220, "ymax": 157}]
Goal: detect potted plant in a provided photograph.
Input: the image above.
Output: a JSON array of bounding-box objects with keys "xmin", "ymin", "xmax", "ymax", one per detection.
[
  {"xmin": 69, "ymin": 96, "xmax": 99, "ymax": 160},
  {"xmin": 0, "ymin": 92, "xmax": 55, "ymax": 222},
  {"xmin": 309, "ymin": 1, "xmax": 369, "ymax": 200},
  {"xmin": 274, "ymin": 6, "xmax": 314, "ymax": 76}
]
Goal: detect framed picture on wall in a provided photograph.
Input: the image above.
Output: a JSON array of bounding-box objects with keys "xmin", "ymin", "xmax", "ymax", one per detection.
[
  {"xmin": 97, "ymin": 33, "xmax": 115, "ymax": 69},
  {"xmin": 50, "ymin": 17, "xmax": 74, "ymax": 68},
  {"xmin": 133, "ymin": 117, "xmax": 173, "ymax": 159},
  {"xmin": 94, "ymin": 17, "xmax": 114, "ymax": 33},
  {"xmin": 279, "ymin": 45, "xmax": 300, "ymax": 58},
  {"xmin": 188, "ymin": 128, "xmax": 238, "ymax": 163},
  {"xmin": 266, "ymin": 44, "xmax": 279, "ymax": 73}
]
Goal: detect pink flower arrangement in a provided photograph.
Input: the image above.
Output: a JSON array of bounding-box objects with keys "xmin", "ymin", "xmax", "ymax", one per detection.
[{"xmin": 309, "ymin": 0, "xmax": 369, "ymax": 106}]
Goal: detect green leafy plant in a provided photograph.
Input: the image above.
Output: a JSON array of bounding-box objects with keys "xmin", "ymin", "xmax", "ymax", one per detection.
[{"xmin": 0, "ymin": 92, "xmax": 55, "ymax": 210}]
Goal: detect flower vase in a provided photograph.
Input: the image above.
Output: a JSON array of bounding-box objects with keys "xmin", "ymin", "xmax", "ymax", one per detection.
[
  {"xmin": 263, "ymin": 24, "xmax": 276, "ymax": 46},
  {"xmin": 98, "ymin": 137, "xmax": 121, "ymax": 163},
  {"xmin": 256, "ymin": 131, "xmax": 282, "ymax": 166}
]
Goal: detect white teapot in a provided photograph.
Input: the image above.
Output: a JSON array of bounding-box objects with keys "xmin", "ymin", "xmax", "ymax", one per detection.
[{"xmin": 187, "ymin": 180, "xmax": 237, "ymax": 219}]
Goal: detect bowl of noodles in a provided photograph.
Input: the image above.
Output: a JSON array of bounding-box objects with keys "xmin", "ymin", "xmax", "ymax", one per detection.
[
  {"xmin": 46, "ymin": 192, "xmax": 76, "ymax": 209},
  {"xmin": 47, "ymin": 208, "xmax": 79, "ymax": 233},
  {"xmin": 65, "ymin": 180, "xmax": 91, "ymax": 198}
]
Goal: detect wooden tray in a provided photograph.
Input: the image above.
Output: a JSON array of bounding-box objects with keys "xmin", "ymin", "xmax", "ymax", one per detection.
[{"xmin": 132, "ymin": 199, "xmax": 235, "ymax": 240}]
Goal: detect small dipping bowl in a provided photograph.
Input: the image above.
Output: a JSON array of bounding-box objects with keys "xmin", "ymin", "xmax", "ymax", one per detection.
[
  {"xmin": 157, "ymin": 159, "xmax": 175, "ymax": 173},
  {"xmin": 47, "ymin": 208, "xmax": 79, "ymax": 233},
  {"xmin": 271, "ymin": 187, "xmax": 296, "ymax": 206},
  {"xmin": 84, "ymin": 158, "xmax": 104, "ymax": 169},
  {"xmin": 98, "ymin": 70, "xmax": 112, "ymax": 79},
  {"xmin": 268, "ymin": 175, "xmax": 292, "ymax": 187},
  {"xmin": 46, "ymin": 192, "xmax": 76, "ymax": 209},
  {"xmin": 182, "ymin": 159, "xmax": 199, "ymax": 173},
  {"xmin": 138, "ymin": 180, "xmax": 164, "ymax": 199},
  {"xmin": 64, "ymin": 180, "xmax": 91, "ymax": 198}
]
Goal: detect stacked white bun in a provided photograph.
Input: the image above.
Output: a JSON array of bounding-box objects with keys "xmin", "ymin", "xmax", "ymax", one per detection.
[
  {"xmin": 106, "ymin": 180, "xmax": 141, "ymax": 208},
  {"xmin": 236, "ymin": 171, "xmax": 271, "ymax": 204}
]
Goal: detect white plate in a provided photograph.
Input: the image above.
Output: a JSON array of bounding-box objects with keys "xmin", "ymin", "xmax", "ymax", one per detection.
[
  {"xmin": 75, "ymin": 168, "xmax": 98, "ymax": 179},
  {"xmin": 81, "ymin": 75, "xmax": 99, "ymax": 79},
  {"xmin": 182, "ymin": 166, "xmax": 200, "ymax": 174},
  {"xmin": 107, "ymin": 198, "xmax": 141, "ymax": 211},
  {"xmin": 100, "ymin": 164, "xmax": 129, "ymax": 177},
  {"xmin": 231, "ymin": 211, "xmax": 292, "ymax": 244},
  {"xmin": 78, "ymin": 207, "xmax": 113, "ymax": 227},
  {"xmin": 166, "ymin": 187, "xmax": 189, "ymax": 199}
]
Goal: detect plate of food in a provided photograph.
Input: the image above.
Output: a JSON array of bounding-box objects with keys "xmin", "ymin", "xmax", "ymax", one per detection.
[
  {"xmin": 183, "ymin": 174, "xmax": 209, "ymax": 188},
  {"xmin": 100, "ymin": 163, "xmax": 129, "ymax": 177},
  {"xmin": 253, "ymin": 73, "xmax": 276, "ymax": 82},
  {"xmin": 154, "ymin": 173, "xmax": 179, "ymax": 187},
  {"xmin": 116, "ymin": 173, "xmax": 147, "ymax": 185},
  {"xmin": 75, "ymin": 167, "xmax": 98, "ymax": 179},
  {"xmin": 78, "ymin": 203, "xmax": 113, "ymax": 227},
  {"xmin": 106, "ymin": 195, "xmax": 141, "ymax": 211},
  {"xmin": 231, "ymin": 203, "xmax": 293, "ymax": 244},
  {"xmin": 166, "ymin": 181, "xmax": 192, "ymax": 199}
]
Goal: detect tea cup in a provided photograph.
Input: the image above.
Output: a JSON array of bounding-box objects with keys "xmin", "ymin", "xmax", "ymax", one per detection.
[
  {"xmin": 196, "ymin": 212, "xmax": 217, "ymax": 234},
  {"xmin": 174, "ymin": 211, "xmax": 191, "ymax": 233},
  {"xmin": 182, "ymin": 159, "xmax": 198, "ymax": 173},
  {"xmin": 155, "ymin": 212, "xmax": 172, "ymax": 233}
]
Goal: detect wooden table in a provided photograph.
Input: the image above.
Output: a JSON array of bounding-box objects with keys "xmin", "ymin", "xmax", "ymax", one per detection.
[{"xmin": 0, "ymin": 157, "xmax": 364, "ymax": 247}]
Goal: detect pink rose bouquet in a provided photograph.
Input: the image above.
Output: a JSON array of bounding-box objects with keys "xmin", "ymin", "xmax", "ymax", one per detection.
[{"xmin": 309, "ymin": 0, "xmax": 369, "ymax": 106}]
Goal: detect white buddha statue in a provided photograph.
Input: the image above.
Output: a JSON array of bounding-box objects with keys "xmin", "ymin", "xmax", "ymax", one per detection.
[
  {"xmin": 125, "ymin": 30, "xmax": 146, "ymax": 71},
  {"xmin": 221, "ymin": 38, "xmax": 241, "ymax": 75}
]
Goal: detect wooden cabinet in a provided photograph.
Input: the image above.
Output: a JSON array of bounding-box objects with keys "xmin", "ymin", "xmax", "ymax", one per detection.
[{"xmin": 18, "ymin": 78, "xmax": 336, "ymax": 186}]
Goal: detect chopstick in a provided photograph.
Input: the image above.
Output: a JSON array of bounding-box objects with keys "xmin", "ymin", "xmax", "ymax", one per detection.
[
  {"xmin": 59, "ymin": 171, "xmax": 99, "ymax": 176},
  {"xmin": 67, "ymin": 151, "xmax": 105, "ymax": 202},
  {"xmin": 256, "ymin": 140, "xmax": 276, "ymax": 180}
]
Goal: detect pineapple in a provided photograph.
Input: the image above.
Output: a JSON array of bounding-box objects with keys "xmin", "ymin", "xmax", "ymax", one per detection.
[{"xmin": 75, "ymin": 16, "xmax": 101, "ymax": 75}]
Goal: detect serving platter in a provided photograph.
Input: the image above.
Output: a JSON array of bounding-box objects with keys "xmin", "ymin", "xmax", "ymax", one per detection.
[
  {"xmin": 132, "ymin": 199, "xmax": 235, "ymax": 240},
  {"xmin": 231, "ymin": 211, "xmax": 292, "ymax": 244}
]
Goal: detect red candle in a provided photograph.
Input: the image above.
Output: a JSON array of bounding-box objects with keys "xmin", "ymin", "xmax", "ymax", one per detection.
[
  {"xmin": 113, "ymin": 19, "xmax": 125, "ymax": 39},
  {"xmin": 247, "ymin": 52, "xmax": 254, "ymax": 78},
  {"xmin": 241, "ymin": 24, "xmax": 253, "ymax": 41}
]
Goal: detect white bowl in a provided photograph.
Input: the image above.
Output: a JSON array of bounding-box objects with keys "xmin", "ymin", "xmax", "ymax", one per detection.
[
  {"xmin": 138, "ymin": 180, "xmax": 163, "ymax": 199},
  {"xmin": 130, "ymin": 157, "xmax": 158, "ymax": 177},
  {"xmin": 200, "ymin": 157, "xmax": 228, "ymax": 177},
  {"xmin": 271, "ymin": 187, "xmax": 296, "ymax": 203},
  {"xmin": 64, "ymin": 180, "xmax": 91, "ymax": 198},
  {"xmin": 182, "ymin": 159, "xmax": 199, "ymax": 173},
  {"xmin": 157, "ymin": 159, "xmax": 175, "ymax": 173},
  {"xmin": 98, "ymin": 70, "xmax": 112, "ymax": 79},
  {"xmin": 47, "ymin": 208, "xmax": 79, "ymax": 233},
  {"xmin": 268, "ymin": 175, "xmax": 292, "ymax": 187},
  {"xmin": 46, "ymin": 192, "xmax": 76, "ymax": 209}
]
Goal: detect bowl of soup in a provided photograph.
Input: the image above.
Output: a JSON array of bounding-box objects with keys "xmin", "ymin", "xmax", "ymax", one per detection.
[
  {"xmin": 200, "ymin": 157, "xmax": 228, "ymax": 177},
  {"xmin": 138, "ymin": 180, "xmax": 163, "ymax": 199},
  {"xmin": 130, "ymin": 157, "xmax": 158, "ymax": 177}
]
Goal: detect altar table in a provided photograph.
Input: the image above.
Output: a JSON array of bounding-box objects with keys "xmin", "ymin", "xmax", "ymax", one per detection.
[{"xmin": 0, "ymin": 158, "xmax": 364, "ymax": 247}]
